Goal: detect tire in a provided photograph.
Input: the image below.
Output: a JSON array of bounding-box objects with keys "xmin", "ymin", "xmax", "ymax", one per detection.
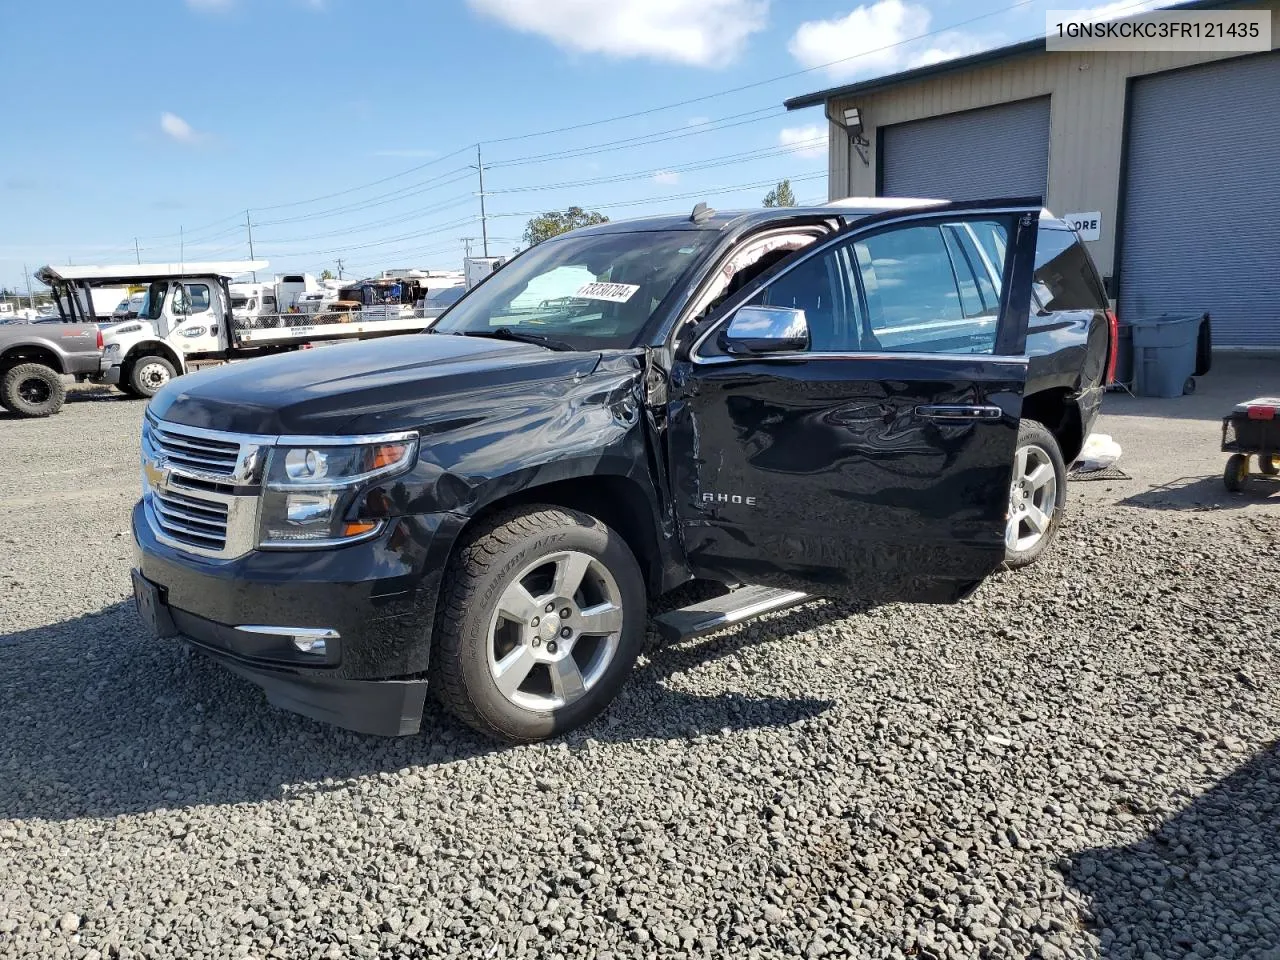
[
  {"xmin": 1224, "ymin": 453, "xmax": 1249, "ymax": 492},
  {"xmin": 1, "ymin": 363, "xmax": 66, "ymax": 418},
  {"xmin": 1258, "ymin": 455, "xmax": 1280, "ymax": 477},
  {"xmin": 432, "ymin": 506, "xmax": 647, "ymax": 743},
  {"xmin": 129, "ymin": 355, "xmax": 176, "ymax": 398},
  {"xmin": 1004, "ymin": 419, "xmax": 1067, "ymax": 570}
]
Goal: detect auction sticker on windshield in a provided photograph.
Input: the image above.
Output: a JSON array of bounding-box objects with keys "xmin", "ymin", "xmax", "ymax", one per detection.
[{"xmin": 575, "ymin": 282, "xmax": 639, "ymax": 303}]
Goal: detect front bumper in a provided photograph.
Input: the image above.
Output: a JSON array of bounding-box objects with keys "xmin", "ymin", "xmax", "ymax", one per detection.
[{"xmin": 131, "ymin": 500, "xmax": 465, "ymax": 736}]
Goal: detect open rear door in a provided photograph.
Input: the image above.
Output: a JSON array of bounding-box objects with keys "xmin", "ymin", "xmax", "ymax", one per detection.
[{"xmin": 667, "ymin": 200, "xmax": 1041, "ymax": 603}]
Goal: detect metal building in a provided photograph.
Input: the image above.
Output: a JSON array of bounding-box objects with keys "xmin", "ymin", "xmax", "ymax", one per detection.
[{"xmin": 785, "ymin": 0, "xmax": 1280, "ymax": 348}]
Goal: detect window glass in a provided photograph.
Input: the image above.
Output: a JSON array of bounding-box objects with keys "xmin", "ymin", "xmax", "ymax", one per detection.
[
  {"xmin": 1033, "ymin": 228, "xmax": 1106, "ymax": 312},
  {"xmin": 433, "ymin": 230, "xmax": 714, "ymax": 349},
  {"xmin": 183, "ymin": 284, "xmax": 211, "ymax": 312},
  {"xmin": 853, "ymin": 221, "xmax": 1007, "ymax": 355},
  {"xmin": 745, "ymin": 246, "xmax": 855, "ymax": 351}
]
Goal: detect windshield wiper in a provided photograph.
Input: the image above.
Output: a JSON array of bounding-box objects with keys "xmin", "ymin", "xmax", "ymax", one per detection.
[{"xmin": 453, "ymin": 328, "xmax": 577, "ymax": 352}]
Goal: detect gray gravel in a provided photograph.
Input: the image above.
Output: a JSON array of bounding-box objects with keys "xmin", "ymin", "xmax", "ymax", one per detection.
[{"xmin": 2, "ymin": 390, "xmax": 1279, "ymax": 960}]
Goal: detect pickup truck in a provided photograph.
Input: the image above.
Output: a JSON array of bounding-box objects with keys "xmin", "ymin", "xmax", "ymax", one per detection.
[
  {"xmin": 130, "ymin": 198, "xmax": 1115, "ymax": 742},
  {"xmin": 0, "ymin": 321, "xmax": 107, "ymax": 417}
]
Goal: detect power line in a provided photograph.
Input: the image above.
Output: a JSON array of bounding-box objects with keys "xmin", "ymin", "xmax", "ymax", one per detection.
[{"xmin": 484, "ymin": 139, "xmax": 825, "ymax": 195}]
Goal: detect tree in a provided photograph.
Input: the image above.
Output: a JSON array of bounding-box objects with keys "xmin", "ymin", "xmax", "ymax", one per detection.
[
  {"xmin": 762, "ymin": 179, "xmax": 797, "ymax": 207},
  {"xmin": 523, "ymin": 206, "xmax": 609, "ymax": 247},
  {"xmin": 319, "ymin": 269, "xmax": 335, "ymax": 281}
]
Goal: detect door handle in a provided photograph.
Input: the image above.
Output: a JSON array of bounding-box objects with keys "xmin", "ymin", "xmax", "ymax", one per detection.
[{"xmin": 915, "ymin": 404, "xmax": 1004, "ymax": 420}]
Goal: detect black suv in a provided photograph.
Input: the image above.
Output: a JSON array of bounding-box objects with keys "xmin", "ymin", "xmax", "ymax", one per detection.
[{"xmin": 131, "ymin": 198, "xmax": 1115, "ymax": 741}]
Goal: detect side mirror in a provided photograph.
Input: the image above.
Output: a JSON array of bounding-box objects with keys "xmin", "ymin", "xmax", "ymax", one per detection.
[{"xmin": 720, "ymin": 305, "xmax": 809, "ymax": 355}]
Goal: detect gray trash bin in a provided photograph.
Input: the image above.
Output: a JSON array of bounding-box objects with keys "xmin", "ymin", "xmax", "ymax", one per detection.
[{"xmin": 1128, "ymin": 313, "xmax": 1203, "ymax": 398}]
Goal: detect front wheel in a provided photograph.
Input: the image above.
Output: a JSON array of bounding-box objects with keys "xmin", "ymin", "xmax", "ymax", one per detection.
[
  {"xmin": 1258, "ymin": 454, "xmax": 1280, "ymax": 477},
  {"xmin": 1004, "ymin": 419, "xmax": 1067, "ymax": 570},
  {"xmin": 1224, "ymin": 454, "xmax": 1249, "ymax": 492},
  {"xmin": 432, "ymin": 506, "xmax": 646, "ymax": 742},
  {"xmin": 128, "ymin": 355, "xmax": 176, "ymax": 398}
]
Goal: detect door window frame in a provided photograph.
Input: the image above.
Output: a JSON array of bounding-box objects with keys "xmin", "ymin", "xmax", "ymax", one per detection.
[{"xmin": 687, "ymin": 202, "xmax": 1041, "ymax": 366}]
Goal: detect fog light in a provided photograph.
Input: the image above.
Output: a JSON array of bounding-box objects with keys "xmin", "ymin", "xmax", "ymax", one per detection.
[{"xmin": 234, "ymin": 625, "xmax": 338, "ymax": 657}]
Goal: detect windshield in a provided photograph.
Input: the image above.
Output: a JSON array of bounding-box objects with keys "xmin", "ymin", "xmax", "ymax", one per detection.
[
  {"xmin": 431, "ymin": 229, "xmax": 714, "ymax": 349},
  {"xmin": 231, "ymin": 296, "xmax": 249, "ymax": 310}
]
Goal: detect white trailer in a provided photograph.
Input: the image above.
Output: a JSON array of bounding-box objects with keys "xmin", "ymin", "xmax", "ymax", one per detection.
[{"xmin": 35, "ymin": 261, "xmax": 431, "ymax": 399}]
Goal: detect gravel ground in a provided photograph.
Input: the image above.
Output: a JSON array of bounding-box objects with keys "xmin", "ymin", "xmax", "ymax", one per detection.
[{"xmin": 2, "ymin": 387, "xmax": 1279, "ymax": 960}]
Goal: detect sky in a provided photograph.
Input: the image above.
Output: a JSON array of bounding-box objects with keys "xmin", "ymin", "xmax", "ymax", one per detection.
[{"xmin": 0, "ymin": 0, "xmax": 1141, "ymax": 290}]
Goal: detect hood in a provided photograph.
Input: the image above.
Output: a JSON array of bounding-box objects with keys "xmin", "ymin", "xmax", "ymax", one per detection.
[{"xmin": 149, "ymin": 332, "xmax": 602, "ymax": 435}]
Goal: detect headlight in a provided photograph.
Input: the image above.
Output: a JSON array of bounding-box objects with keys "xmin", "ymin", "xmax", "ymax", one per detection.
[{"xmin": 257, "ymin": 434, "xmax": 417, "ymax": 548}]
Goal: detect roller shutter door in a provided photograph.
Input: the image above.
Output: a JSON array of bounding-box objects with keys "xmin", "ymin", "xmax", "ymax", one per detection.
[
  {"xmin": 1120, "ymin": 53, "xmax": 1280, "ymax": 348},
  {"xmin": 880, "ymin": 97, "xmax": 1051, "ymax": 200}
]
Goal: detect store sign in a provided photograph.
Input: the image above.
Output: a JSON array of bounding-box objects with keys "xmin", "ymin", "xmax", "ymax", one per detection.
[{"xmin": 1063, "ymin": 212, "xmax": 1102, "ymax": 241}]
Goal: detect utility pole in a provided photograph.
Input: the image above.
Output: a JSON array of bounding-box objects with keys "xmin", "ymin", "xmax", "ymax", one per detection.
[
  {"xmin": 246, "ymin": 211, "xmax": 257, "ymax": 281},
  {"xmin": 473, "ymin": 144, "xmax": 490, "ymax": 258},
  {"xmin": 23, "ymin": 263, "xmax": 35, "ymax": 311},
  {"xmin": 134, "ymin": 238, "xmax": 141, "ymax": 264},
  {"xmin": 335, "ymin": 258, "xmax": 345, "ymax": 280},
  {"xmin": 180, "ymin": 225, "xmax": 185, "ymax": 270},
  {"xmin": 461, "ymin": 236, "xmax": 475, "ymax": 259}
]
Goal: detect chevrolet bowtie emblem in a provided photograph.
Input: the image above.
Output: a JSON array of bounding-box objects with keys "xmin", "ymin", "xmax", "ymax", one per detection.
[{"xmin": 144, "ymin": 458, "xmax": 170, "ymax": 493}]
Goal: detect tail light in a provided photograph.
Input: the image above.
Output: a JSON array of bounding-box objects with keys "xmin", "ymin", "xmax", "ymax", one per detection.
[
  {"xmin": 96, "ymin": 328, "xmax": 104, "ymax": 350},
  {"xmin": 1104, "ymin": 309, "xmax": 1119, "ymax": 385}
]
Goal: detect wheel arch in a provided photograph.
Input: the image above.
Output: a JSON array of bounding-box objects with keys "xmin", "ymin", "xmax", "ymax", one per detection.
[
  {"xmin": 122, "ymin": 341, "xmax": 184, "ymax": 380},
  {"xmin": 1021, "ymin": 387, "xmax": 1084, "ymax": 465},
  {"xmin": 451, "ymin": 472, "xmax": 676, "ymax": 597},
  {"xmin": 0, "ymin": 343, "xmax": 64, "ymax": 375}
]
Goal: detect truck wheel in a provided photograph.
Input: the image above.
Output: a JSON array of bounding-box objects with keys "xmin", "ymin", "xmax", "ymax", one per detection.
[
  {"xmin": 1004, "ymin": 419, "xmax": 1067, "ymax": 570},
  {"xmin": 1, "ymin": 363, "xmax": 66, "ymax": 418},
  {"xmin": 129, "ymin": 356, "xmax": 176, "ymax": 398},
  {"xmin": 1258, "ymin": 455, "xmax": 1280, "ymax": 477},
  {"xmin": 433, "ymin": 506, "xmax": 646, "ymax": 742}
]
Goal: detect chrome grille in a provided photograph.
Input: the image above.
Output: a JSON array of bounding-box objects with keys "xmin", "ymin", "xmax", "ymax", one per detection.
[
  {"xmin": 148, "ymin": 421, "xmax": 241, "ymax": 477},
  {"xmin": 150, "ymin": 487, "xmax": 230, "ymax": 552}
]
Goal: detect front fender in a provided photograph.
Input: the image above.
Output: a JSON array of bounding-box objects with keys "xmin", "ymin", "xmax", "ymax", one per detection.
[{"xmin": 395, "ymin": 354, "xmax": 650, "ymax": 517}]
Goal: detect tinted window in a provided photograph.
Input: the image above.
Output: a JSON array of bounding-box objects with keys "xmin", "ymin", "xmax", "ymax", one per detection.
[
  {"xmin": 746, "ymin": 246, "xmax": 854, "ymax": 351},
  {"xmin": 1033, "ymin": 228, "xmax": 1106, "ymax": 311},
  {"xmin": 853, "ymin": 220, "xmax": 1008, "ymax": 355}
]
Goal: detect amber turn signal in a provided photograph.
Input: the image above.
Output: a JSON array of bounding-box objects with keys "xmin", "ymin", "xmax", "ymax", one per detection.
[{"xmin": 342, "ymin": 521, "xmax": 379, "ymax": 537}]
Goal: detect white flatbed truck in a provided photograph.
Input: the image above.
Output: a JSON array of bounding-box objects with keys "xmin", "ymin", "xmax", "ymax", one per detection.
[{"xmin": 36, "ymin": 261, "xmax": 435, "ymax": 398}]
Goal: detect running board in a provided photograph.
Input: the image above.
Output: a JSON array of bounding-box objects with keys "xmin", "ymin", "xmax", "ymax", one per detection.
[{"xmin": 652, "ymin": 585, "xmax": 809, "ymax": 643}]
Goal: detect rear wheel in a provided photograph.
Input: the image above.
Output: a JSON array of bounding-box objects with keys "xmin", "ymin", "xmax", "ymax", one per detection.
[
  {"xmin": 1004, "ymin": 419, "xmax": 1067, "ymax": 570},
  {"xmin": 1258, "ymin": 455, "xmax": 1280, "ymax": 477},
  {"xmin": 1, "ymin": 363, "xmax": 66, "ymax": 418},
  {"xmin": 129, "ymin": 355, "xmax": 176, "ymax": 398},
  {"xmin": 432, "ymin": 506, "xmax": 646, "ymax": 742}
]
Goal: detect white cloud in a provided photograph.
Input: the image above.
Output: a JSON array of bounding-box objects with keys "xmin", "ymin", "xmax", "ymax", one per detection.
[
  {"xmin": 185, "ymin": 0, "xmax": 234, "ymax": 10},
  {"xmin": 789, "ymin": 0, "xmax": 992, "ymax": 80},
  {"xmin": 652, "ymin": 170, "xmax": 681, "ymax": 185},
  {"xmin": 468, "ymin": 0, "xmax": 769, "ymax": 67},
  {"xmin": 779, "ymin": 125, "xmax": 828, "ymax": 159},
  {"xmin": 160, "ymin": 112, "xmax": 202, "ymax": 144},
  {"xmin": 686, "ymin": 116, "xmax": 712, "ymax": 127}
]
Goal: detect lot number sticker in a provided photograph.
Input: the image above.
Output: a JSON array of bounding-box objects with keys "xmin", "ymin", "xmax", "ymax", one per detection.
[{"xmin": 575, "ymin": 282, "xmax": 639, "ymax": 303}]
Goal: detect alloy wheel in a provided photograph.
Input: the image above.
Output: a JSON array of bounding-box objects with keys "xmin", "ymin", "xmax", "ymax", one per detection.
[
  {"xmin": 17, "ymin": 378, "xmax": 51, "ymax": 405},
  {"xmin": 486, "ymin": 550, "xmax": 625, "ymax": 711},
  {"xmin": 1006, "ymin": 443, "xmax": 1058, "ymax": 554}
]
